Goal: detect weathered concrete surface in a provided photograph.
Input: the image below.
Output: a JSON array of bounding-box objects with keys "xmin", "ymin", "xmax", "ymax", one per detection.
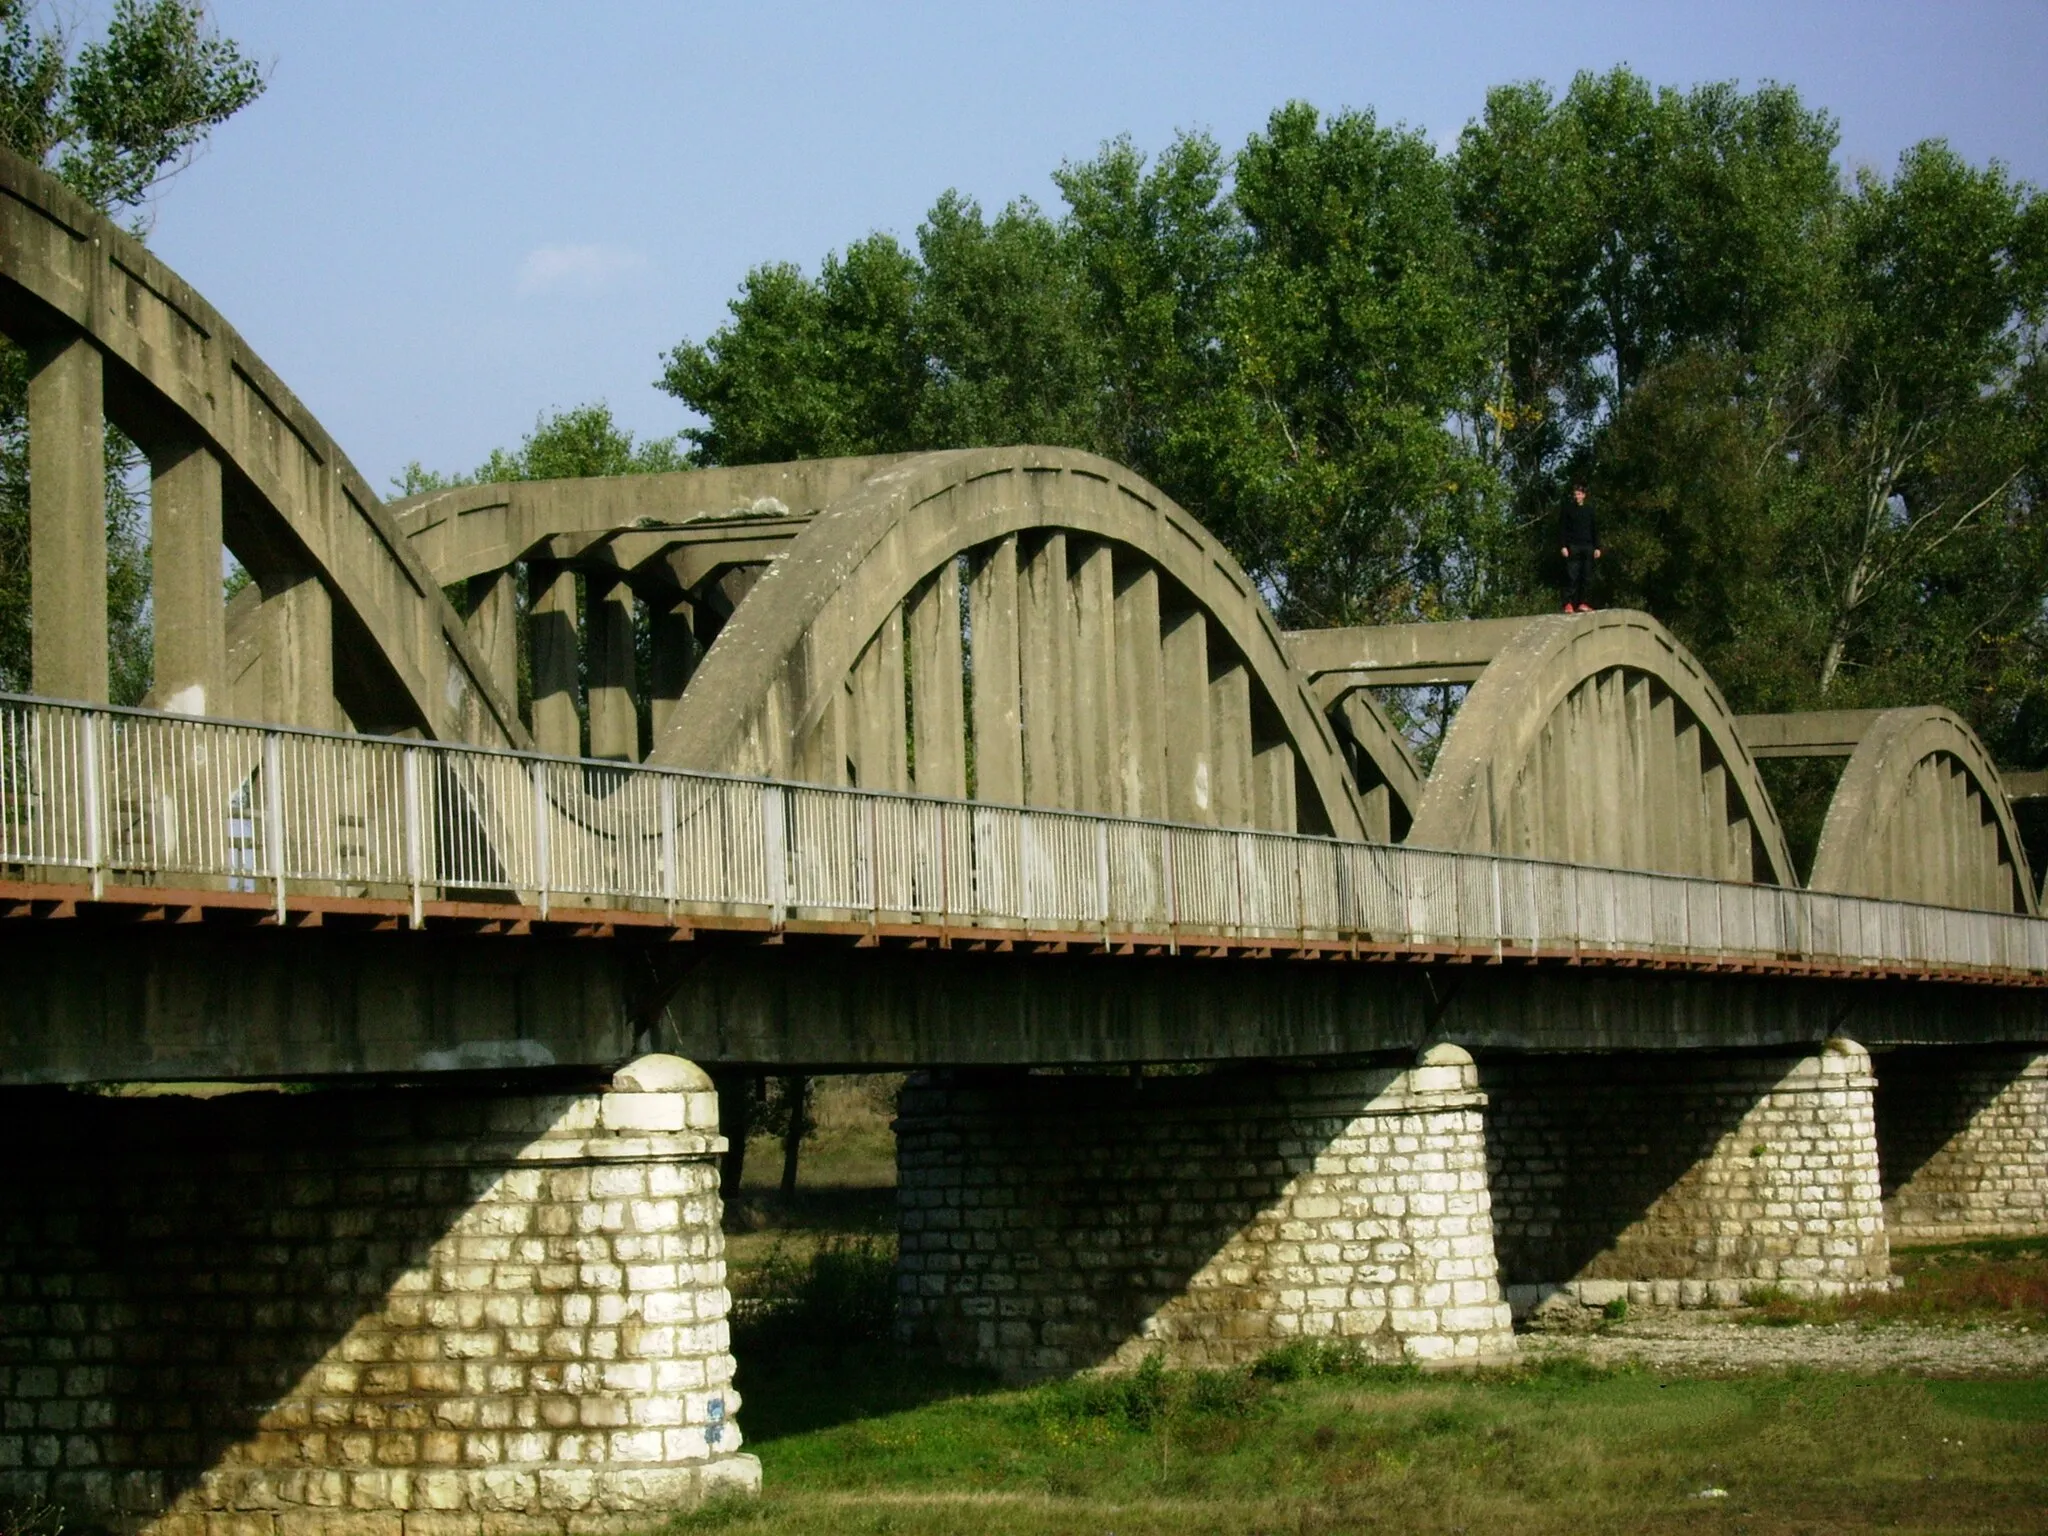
[
  {"xmin": 0, "ymin": 1057, "xmax": 757, "ymax": 1533},
  {"xmin": 1809, "ymin": 707, "xmax": 2037, "ymax": 915},
  {"xmin": 1408, "ymin": 611, "xmax": 1796, "ymax": 885},
  {"xmin": 895, "ymin": 1049, "xmax": 1514, "ymax": 1375},
  {"xmin": 0, "ymin": 142, "xmax": 521, "ymax": 744},
  {"xmin": 5, "ymin": 923, "xmax": 2048, "ymax": 1086},
  {"xmin": 27, "ymin": 333, "xmax": 106, "ymax": 703},
  {"xmin": 1285, "ymin": 616, "xmax": 1539, "ymax": 687},
  {"xmin": 648, "ymin": 448, "xmax": 1410, "ymax": 839},
  {"xmin": 1735, "ymin": 709, "xmax": 1892, "ymax": 759}
]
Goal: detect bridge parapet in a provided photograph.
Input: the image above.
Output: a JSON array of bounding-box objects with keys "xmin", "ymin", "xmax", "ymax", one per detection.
[{"xmin": 1, "ymin": 692, "xmax": 2045, "ymax": 982}]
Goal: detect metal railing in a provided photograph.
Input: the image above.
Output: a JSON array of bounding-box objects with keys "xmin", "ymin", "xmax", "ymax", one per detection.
[{"xmin": 1, "ymin": 693, "xmax": 2044, "ymax": 976}]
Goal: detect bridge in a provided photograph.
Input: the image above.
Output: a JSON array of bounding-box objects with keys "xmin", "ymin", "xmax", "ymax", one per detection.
[{"xmin": 0, "ymin": 143, "xmax": 2042, "ymax": 1533}]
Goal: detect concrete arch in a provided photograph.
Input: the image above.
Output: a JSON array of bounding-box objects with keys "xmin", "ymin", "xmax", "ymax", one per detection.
[
  {"xmin": 1407, "ymin": 611, "xmax": 1795, "ymax": 884},
  {"xmin": 1810, "ymin": 708, "xmax": 2037, "ymax": 914},
  {"xmin": 0, "ymin": 146, "xmax": 520, "ymax": 743},
  {"xmin": 657, "ymin": 448, "xmax": 1419, "ymax": 839}
]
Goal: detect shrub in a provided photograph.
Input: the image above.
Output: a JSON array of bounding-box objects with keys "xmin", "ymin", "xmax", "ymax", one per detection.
[{"xmin": 731, "ymin": 1236, "xmax": 894, "ymax": 1350}]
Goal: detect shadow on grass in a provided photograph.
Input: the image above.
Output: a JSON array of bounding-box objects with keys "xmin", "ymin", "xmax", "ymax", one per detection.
[
  {"xmin": 731, "ymin": 1234, "xmax": 1002, "ymax": 1443},
  {"xmin": 724, "ymin": 1185, "xmax": 897, "ymax": 1237}
]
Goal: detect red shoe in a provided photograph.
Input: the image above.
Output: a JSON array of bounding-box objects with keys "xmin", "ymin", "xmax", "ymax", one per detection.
[
  {"xmin": 1564, "ymin": 602, "xmax": 1575, "ymax": 613},
  {"xmin": 1576, "ymin": 603, "xmax": 1595, "ymax": 613}
]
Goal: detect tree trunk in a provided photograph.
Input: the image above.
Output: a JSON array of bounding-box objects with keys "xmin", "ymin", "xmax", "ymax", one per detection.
[
  {"xmin": 779, "ymin": 1073, "xmax": 810, "ymax": 1198},
  {"xmin": 713, "ymin": 1072, "xmax": 754, "ymax": 1203}
]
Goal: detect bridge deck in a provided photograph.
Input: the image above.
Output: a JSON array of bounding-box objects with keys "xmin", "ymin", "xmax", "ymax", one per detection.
[{"xmin": 3, "ymin": 693, "xmax": 2044, "ymax": 987}]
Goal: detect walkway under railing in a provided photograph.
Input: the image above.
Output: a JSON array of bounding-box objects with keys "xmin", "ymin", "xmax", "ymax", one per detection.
[{"xmin": 1, "ymin": 694, "xmax": 2044, "ymax": 977}]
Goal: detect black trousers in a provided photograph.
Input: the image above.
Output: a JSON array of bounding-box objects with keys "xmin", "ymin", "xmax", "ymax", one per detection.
[{"xmin": 1564, "ymin": 545, "xmax": 1596, "ymax": 607}]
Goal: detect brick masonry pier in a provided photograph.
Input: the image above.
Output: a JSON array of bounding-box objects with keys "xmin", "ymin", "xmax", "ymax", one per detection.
[
  {"xmin": 894, "ymin": 1047, "xmax": 1516, "ymax": 1377},
  {"xmin": 1483, "ymin": 1039, "xmax": 1893, "ymax": 1312},
  {"xmin": 0, "ymin": 1055, "xmax": 757, "ymax": 1535},
  {"xmin": 1877, "ymin": 1047, "xmax": 2048, "ymax": 1245}
]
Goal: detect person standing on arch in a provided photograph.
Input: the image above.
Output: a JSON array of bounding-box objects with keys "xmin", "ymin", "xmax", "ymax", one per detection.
[{"xmin": 1560, "ymin": 482, "xmax": 1601, "ymax": 613}]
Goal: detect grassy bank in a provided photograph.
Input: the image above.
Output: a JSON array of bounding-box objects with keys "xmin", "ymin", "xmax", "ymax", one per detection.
[{"xmin": 686, "ymin": 1356, "xmax": 2047, "ymax": 1535}]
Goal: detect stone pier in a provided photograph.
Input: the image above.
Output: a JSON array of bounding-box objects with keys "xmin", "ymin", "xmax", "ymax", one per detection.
[
  {"xmin": 0, "ymin": 1056, "xmax": 757, "ymax": 1534},
  {"xmin": 1877, "ymin": 1047, "xmax": 2048, "ymax": 1245},
  {"xmin": 1484, "ymin": 1039, "xmax": 1892, "ymax": 1313},
  {"xmin": 893, "ymin": 1047, "xmax": 1515, "ymax": 1377}
]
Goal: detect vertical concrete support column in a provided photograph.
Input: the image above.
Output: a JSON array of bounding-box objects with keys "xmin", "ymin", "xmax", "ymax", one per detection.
[
  {"xmin": 648, "ymin": 599, "xmax": 697, "ymax": 747},
  {"xmin": 1485, "ymin": 1041, "xmax": 1892, "ymax": 1313},
  {"xmin": 1068, "ymin": 540, "xmax": 1117, "ymax": 814},
  {"xmin": 895, "ymin": 1047, "xmax": 1515, "ymax": 1378},
  {"xmin": 28, "ymin": 334, "xmax": 107, "ymax": 702},
  {"xmin": 1112, "ymin": 560, "xmax": 1166, "ymax": 819},
  {"xmin": 148, "ymin": 439, "xmax": 225, "ymax": 716},
  {"xmin": 530, "ymin": 561, "xmax": 582, "ymax": 757},
  {"xmin": 1018, "ymin": 532, "xmax": 1074, "ymax": 807},
  {"xmin": 465, "ymin": 568, "xmax": 521, "ymax": 711},
  {"xmin": 1160, "ymin": 606, "xmax": 1213, "ymax": 823},
  {"xmin": 0, "ymin": 1055, "xmax": 759, "ymax": 1533},
  {"xmin": 906, "ymin": 563, "xmax": 966, "ymax": 799},
  {"xmin": 967, "ymin": 537, "xmax": 1022, "ymax": 803},
  {"xmin": 1877, "ymin": 1047, "xmax": 2048, "ymax": 1244},
  {"xmin": 586, "ymin": 573, "xmax": 639, "ymax": 763},
  {"xmin": 848, "ymin": 612, "xmax": 908, "ymax": 792},
  {"xmin": 255, "ymin": 568, "xmax": 336, "ymax": 730},
  {"xmin": 1208, "ymin": 654, "xmax": 1253, "ymax": 828}
]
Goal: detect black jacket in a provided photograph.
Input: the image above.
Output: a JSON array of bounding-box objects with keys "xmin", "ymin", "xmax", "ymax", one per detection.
[{"xmin": 1561, "ymin": 498, "xmax": 1598, "ymax": 549}]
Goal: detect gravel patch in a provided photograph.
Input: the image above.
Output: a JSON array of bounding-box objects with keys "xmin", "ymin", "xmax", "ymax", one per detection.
[{"xmin": 1516, "ymin": 1309, "xmax": 2048, "ymax": 1376}]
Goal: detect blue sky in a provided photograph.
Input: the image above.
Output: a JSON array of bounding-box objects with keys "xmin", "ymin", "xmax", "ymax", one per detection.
[{"xmin": 139, "ymin": 1, "xmax": 2048, "ymax": 494}]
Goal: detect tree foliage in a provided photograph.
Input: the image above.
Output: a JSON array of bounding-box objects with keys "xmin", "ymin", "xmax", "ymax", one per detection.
[
  {"xmin": 660, "ymin": 68, "xmax": 2048, "ymax": 771},
  {"xmin": 0, "ymin": 0, "xmax": 264, "ymax": 699},
  {"xmin": 395, "ymin": 402, "xmax": 685, "ymax": 496}
]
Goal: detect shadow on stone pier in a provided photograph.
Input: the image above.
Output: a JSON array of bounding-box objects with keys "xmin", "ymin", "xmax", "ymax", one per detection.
[{"xmin": 0, "ymin": 1061, "xmax": 755, "ymax": 1535}]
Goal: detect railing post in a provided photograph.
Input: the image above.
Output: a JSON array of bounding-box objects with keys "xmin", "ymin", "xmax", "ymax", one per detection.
[
  {"xmin": 1018, "ymin": 811, "xmax": 1035, "ymax": 930},
  {"xmin": 659, "ymin": 775, "xmax": 677, "ymax": 922},
  {"xmin": 762, "ymin": 784, "xmax": 787, "ymax": 926},
  {"xmin": 1232, "ymin": 831, "xmax": 1247, "ymax": 934},
  {"xmin": 1294, "ymin": 836, "xmax": 1306, "ymax": 944},
  {"xmin": 1162, "ymin": 824, "xmax": 1178, "ymax": 953},
  {"xmin": 1094, "ymin": 817, "xmax": 1110, "ymax": 939},
  {"xmin": 867, "ymin": 792, "xmax": 881, "ymax": 929},
  {"xmin": 82, "ymin": 708, "xmax": 104, "ymax": 902},
  {"xmin": 1491, "ymin": 856, "xmax": 1504, "ymax": 960},
  {"xmin": 402, "ymin": 746, "xmax": 424, "ymax": 930},
  {"xmin": 260, "ymin": 729, "xmax": 283, "ymax": 922},
  {"xmin": 531, "ymin": 761, "xmax": 551, "ymax": 921}
]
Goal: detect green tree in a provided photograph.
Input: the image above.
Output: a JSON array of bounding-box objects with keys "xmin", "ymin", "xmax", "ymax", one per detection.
[
  {"xmin": 660, "ymin": 74, "xmax": 2048, "ymax": 782},
  {"xmin": 395, "ymin": 401, "xmax": 686, "ymax": 495},
  {"xmin": 1220, "ymin": 102, "xmax": 1491, "ymax": 626},
  {"xmin": 0, "ymin": 0, "xmax": 265, "ymax": 700}
]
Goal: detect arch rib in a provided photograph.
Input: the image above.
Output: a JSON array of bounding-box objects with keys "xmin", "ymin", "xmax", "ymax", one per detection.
[
  {"xmin": 655, "ymin": 447, "xmax": 1418, "ymax": 839},
  {"xmin": 1810, "ymin": 707, "xmax": 2037, "ymax": 914},
  {"xmin": 0, "ymin": 144, "xmax": 522, "ymax": 744},
  {"xmin": 1408, "ymin": 611, "xmax": 1795, "ymax": 884}
]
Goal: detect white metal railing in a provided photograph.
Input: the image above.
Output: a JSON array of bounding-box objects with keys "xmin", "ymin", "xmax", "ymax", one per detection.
[{"xmin": 1, "ymin": 693, "xmax": 2044, "ymax": 977}]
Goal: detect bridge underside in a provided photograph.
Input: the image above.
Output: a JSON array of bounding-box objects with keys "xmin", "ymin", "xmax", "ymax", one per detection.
[{"xmin": 3, "ymin": 915, "xmax": 2046, "ymax": 1086}]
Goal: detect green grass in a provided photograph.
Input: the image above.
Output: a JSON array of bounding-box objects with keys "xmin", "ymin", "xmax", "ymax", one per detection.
[
  {"xmin": 703, "ymin": 1106, "xmax": 2048, "ymax": 1533},
  {"xmin": 677, "ymin": 1357, "xmax": 2048, "ymax": 1534},
  {"xmin": 704, "ymin": 1238, "xmax": 2048, "ymax": 1535}
]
